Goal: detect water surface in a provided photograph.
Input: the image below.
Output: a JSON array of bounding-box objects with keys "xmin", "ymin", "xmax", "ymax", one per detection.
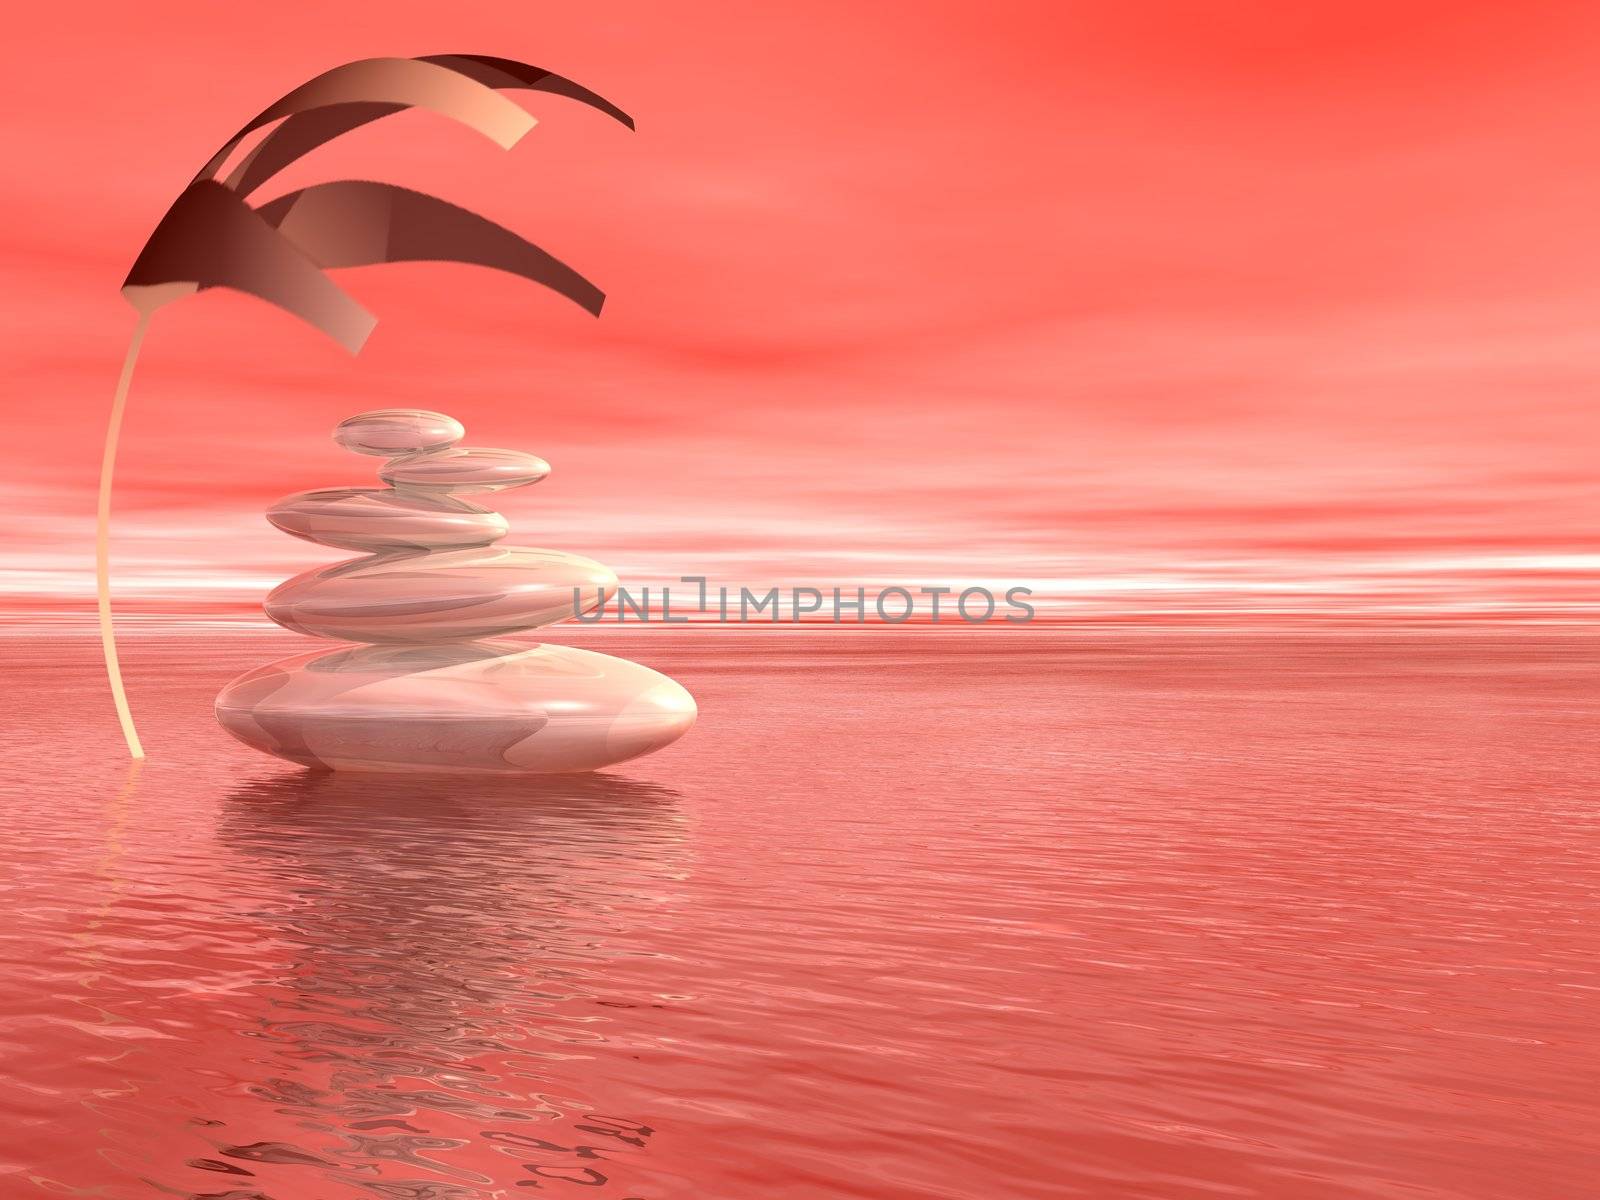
[{"xmin": 1, "ymin": 627, "xmax": 1596, "ymax": 1198}]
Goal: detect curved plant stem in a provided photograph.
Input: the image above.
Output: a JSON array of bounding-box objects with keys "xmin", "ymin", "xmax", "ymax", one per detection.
[{"xmin": 97, "ymin": 313, "xmax": 151, "ymax": 759}]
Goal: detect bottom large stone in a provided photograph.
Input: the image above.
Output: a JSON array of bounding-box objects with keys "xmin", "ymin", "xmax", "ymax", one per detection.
[{"xmin": 216, "ymin": 640, "xmax": 696, "ymax": 774}]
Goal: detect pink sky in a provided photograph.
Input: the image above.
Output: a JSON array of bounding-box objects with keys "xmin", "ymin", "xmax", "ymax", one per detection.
[{"xmin": 3, "ymin": 1, "xmax": 1598, "ymax": 623}]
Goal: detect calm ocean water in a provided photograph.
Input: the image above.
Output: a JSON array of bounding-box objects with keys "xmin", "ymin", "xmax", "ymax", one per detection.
[{"xmin": 0, "ymin": 627, "xmax": 1596, "ymax": 1199}]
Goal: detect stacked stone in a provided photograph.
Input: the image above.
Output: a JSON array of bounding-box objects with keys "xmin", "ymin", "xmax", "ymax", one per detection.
[{"xmin": 216, "ymin": 409, "xmax": 695, "ymax": 774}]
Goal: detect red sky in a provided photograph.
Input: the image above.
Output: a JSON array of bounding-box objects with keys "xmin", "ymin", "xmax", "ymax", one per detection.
[{"xmin": 3, "ymin": 0, "xmax": 1598, "ymax": 623}]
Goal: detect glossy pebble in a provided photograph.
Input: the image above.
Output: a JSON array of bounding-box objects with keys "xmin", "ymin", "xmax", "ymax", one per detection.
[
  {"xmin": 267, "ymin": 488, "xmax": 509, "ymax": 553},
  {"xmin": 220, "ymin": 409, "xmax": 694, "ymax": 773},
  {"xmin": 381, "ymin": 447, "xmax": 550, "ymax": 494},
  {"xmin": 333, "ymin": 409, "xmax": 465, "ymax": 457},
  {"xmin": 264, "ymin": 546, "xmax": 616, "ymax": 644},
  {"xmin": 215, "ymin": 640, "xmax": 697, "ymax": 774}
]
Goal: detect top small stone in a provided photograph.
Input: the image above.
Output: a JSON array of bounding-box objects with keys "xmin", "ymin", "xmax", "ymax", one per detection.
[{"xmin": 334, "ymin": 409, "xmax": 465, "ymax": 457}]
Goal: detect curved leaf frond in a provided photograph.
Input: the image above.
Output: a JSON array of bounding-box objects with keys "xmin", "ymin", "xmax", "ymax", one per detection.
[
  {"xmin": 226, "ymin": 55, "xmax": 634, "ymax": 198},
  {"xmin": 196, "ymin": 57, "xmax": 536, "ymax": 184},
  {"xmin": 255, "ymin": 180, "xmax": 606, "ymax": 316},
  {"xmin": 123, "ymin": 180, "xmax": 376, "ymax": 351},
  {"xmin": 418, "ymin": 54, "xmax": 634, "ymax": 130},
  {"xmin": 226, "ymin": 102, "xmax": 407, "ymax": 197}
]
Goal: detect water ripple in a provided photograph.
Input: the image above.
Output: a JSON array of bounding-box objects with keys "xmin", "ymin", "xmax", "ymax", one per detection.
[{"xmin": 1, "ymin": 629, "xmax": 1598, "ymax": 1198}]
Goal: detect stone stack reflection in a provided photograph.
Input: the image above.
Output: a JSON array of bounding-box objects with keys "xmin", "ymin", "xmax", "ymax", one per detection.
[{"xmin": 215, "ymin": 409, "xmax": 696, "ymax": 773}]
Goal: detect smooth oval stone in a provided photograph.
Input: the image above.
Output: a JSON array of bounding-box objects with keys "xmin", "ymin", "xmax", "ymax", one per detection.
[
  {"xmin": 380, "ymin": 447, "xmax": 551, "ymax": 494},
  {"xmin": 333, "ymin": 409, "xmax": 464, "ymax": 457},
  {"xmin": 264, "ymin": 546, "xmax": 616, "ymax": 643},
  {"xmin": 267, "ymin": 487, "xmax": 509, "ymax": 553},
  {"xmin": 215, "ymin": 640, "xmax": 696, "ymax": 774}
]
